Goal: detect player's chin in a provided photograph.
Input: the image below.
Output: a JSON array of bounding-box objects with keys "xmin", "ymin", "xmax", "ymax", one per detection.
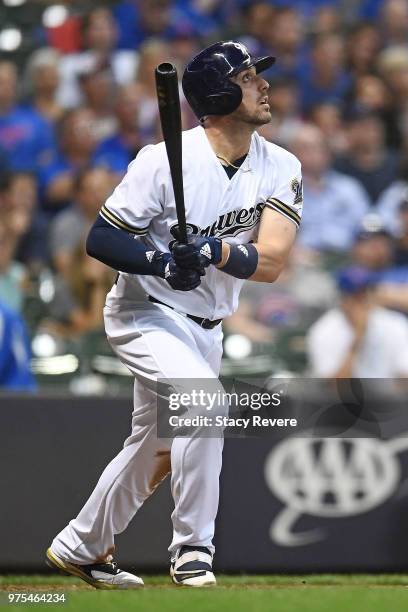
[{"xmin": 252, "ymin": 110, "xmax": 272, "ymax": 126}]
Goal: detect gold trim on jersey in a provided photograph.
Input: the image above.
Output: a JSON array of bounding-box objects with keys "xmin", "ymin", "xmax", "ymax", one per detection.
[
  {"xmin": 266, "ymin": 197, "xmax": 301, "ymax": 228},
  {"xmin": 99, "ymin": 205, "xmax": 149, "ymax": 235}
]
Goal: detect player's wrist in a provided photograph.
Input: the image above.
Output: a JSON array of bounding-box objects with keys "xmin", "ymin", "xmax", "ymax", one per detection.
[
  {"xmin": 152, "ymin": 252, "xmax": 172, "ymax": 278},
  {"xmin": 215, "ymin": 241, "xmax": 230, "ymax": 268},
  {"xmin": 217, "ymin": 243, "xmax": 258, "ymax": 279}
]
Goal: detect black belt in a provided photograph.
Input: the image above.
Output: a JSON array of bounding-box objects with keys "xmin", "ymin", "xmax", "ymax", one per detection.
[{"xmin": 148, "ymin": 295, "xmax": 222, "ymax": 330}]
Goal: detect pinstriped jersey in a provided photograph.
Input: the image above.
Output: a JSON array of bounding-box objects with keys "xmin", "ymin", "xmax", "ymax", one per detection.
[{"xmin": 102, "ymin": 126, "xmax": 303, "ymax": 319}]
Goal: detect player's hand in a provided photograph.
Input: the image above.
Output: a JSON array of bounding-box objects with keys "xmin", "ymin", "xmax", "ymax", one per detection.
[
  {"xmin": 172, "ymin": 234, "xmax": 222, "ymax": 270},
  {"xmin": 161, "ymin": 254, "xmax": 202, "ymax": 291}
]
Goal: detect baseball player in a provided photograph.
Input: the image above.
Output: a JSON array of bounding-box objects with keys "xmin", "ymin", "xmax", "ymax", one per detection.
[{"xmin": 46, "ymin": 41, "xmax": 303, "ymax": 588}]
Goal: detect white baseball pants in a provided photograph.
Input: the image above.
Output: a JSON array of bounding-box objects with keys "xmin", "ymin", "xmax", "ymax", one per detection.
[{"xmin": 51, "ymin": 298, "xmax": 225, "ymax": 564}]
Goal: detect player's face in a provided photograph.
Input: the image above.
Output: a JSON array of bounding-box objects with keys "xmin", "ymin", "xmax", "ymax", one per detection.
[{"xmin": 230, "ymin": 67, "xmax": 271, "ymax": 126}]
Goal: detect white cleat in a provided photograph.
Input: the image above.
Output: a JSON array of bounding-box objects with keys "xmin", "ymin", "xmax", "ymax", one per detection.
[
  {"xmin": 46, "ymin": 547, "xmax": 144, "ymax": 590},
  {"xmin": 170, "ymin": 546, "xmax": 216, "ymax": 587}
]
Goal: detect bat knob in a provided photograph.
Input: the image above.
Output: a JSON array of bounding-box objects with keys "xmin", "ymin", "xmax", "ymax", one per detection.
[{"xmin": 156, "ymin": 62, "xmax": 177, "ymax": 76}]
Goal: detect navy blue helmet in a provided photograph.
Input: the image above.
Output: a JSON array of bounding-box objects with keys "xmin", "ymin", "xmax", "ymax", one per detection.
[{"xmin": 182, "ymin": 41, "xmax": 276, "ymax": 122}]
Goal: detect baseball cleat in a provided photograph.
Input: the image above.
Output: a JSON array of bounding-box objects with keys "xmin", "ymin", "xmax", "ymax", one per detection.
[
  {"xmin": 170, "ymin": 545, "xmax": 216, "ymax": 587},
  {"xmin": 46, "ymin": 547, "xmax": 144, "ymax": 589}
]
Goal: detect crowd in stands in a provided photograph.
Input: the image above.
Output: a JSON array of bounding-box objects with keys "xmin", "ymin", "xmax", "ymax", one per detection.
[{"xmin": 2, "ymin": 0, "xmax": 408, "ymax": 389}]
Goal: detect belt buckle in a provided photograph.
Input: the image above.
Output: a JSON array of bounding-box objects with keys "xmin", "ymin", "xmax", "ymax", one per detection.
[{"xmin": 200, "ymin": 318, "xmax": 209, "ymax": 328}]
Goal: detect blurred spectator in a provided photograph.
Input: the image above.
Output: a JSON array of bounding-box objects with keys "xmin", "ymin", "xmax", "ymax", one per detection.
[
  {"xmin": 351, "ymin": 217, "xmax": 408, "ymax": 313},
  {"xmin": 239, "ymin": 2, "xmax": 275, "ymax": 56},
  {"xmin": 300, "ymin": 32, "xmax": 350, "ymax": 113},
  {"xmin": 0, "ymin": 220, "xmax": 26, "ymax": 314},
  {"xmin": 0, "ymin": 301, "xmax": 36, "ymax": 392},
  {"xmin": 268, "ymin": 0, "xmax": 338, "ymax": 21},
  {"xmin": 307, "ymin": 266, "xmax": 408, "ymax": 377},
  {"xmin": 352, "ymin": 76, "xmax": 390, "ymax": 113},
  {"xmin": 167, "ymin": 30, "xmax": 200, "ymax": 69},
  {"xmin": 267, "ymin": 7, "xmax": 307, "ymax": 81},
  {"xmin": 113, "ymin": 0, "xmax": 187, "ymax": 49},
  {"xmin": 225, "ymin": 255, "xmax": 336, "ymax": 343},
  {"xmin": 94, "ymin": 84, "xmax": 142, "ymax": 172},
  {"xmin": 78, "ymin": 64, "xmax": 117, "ymax": 142},
  {"xmin": 0, "ymin": 61, "xmax": 55, "ymax": 172},
  {"xmin": 346, "ymin": 22, "xmax": 381, "ymax": 77},
  {"xmin": 135, "ymin": 39, "xmax": 172, "ymax": 144},
  {"xmin": 377, "ymin": 159, "xmax": 408, "ymax": 235},
  {"xmin": 350, "ymin": 76, "xmax": 398, "ymax": 145},
  {"xmin": 57, "ymin": 7, "xmax": 138, "ymax": 109},
  {"xmin": 257, "ymin": 78, "xmax": 302, "ymax": 147},
  {"xmin": 49, "ymin": 167, "xmax": 114, "ymax": 278},
  {"xmin": 381, "ymin": 0, "xmax": 408, "ymax": 46},
  {"xmin": 308, "ymin": 103, "xmax": 348, "ymax": 155},
  {"xmin": 113, "ymin": 0, "xmax": 217, "ymax": 49},
  {"xmin": 334, "ymin": 109, "xmax": 399, "ymax": 205},
  {"xmin": 312, "ymin": 5, "xmax": 341, "ymax": 35},
  {"xmin": 377, "ymin": 46, "xmax": 408, "ymax": 113},
  {"xmin": 39, "ymin": 108, "xmax": 97, "ymax": 212},
  {"xmin": 290, "ymin": 124, "xmax": 370, "ymax": 252},
  {"xmin": 23, "ymin": 49, "xmax": 63, "ymax": 124},
  {"xmin": 46, "ymin": 244, "xmax": 115, "ymax": 338},
  {"xmin": 1, "ymin": 173, "xmax": 48, "ymax": 273}
]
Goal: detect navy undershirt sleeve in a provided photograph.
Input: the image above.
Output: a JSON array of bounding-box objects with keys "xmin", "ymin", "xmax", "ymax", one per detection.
[{"xmin": 86, "ymin": 215, "xmax": 164, "ymax": 276}]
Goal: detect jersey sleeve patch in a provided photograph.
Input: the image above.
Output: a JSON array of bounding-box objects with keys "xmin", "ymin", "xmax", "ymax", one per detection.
[
  {"xmin": 265, "ymin": 197, "xmax": 301, "ymax": 229},
  {"xmin": 99, "ymin": 204, "xmax": 149, "ymax": 235}
]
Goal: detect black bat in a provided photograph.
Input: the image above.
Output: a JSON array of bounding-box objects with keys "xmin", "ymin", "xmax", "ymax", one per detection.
[{"xmin": 155, "ymin": 62, "xmax": 188, "ymax": 244}]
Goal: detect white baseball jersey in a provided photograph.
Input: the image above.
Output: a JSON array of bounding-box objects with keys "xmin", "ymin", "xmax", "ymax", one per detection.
[
  {"xmin": 52, "ymin": 127, "xmax": 303, "ymax": 567},
  {"xmin": 101, "ymin": 125, "xmax": 303, "ymax": 319}
]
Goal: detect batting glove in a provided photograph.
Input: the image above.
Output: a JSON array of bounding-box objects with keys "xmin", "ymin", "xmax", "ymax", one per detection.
[
  {"xmin": 158, "ymin": 253, "xmax": 202, "ymax": 291},
  {"xmin": 172, "ymin": 235, "xmax": 222, "ymax": 270}
]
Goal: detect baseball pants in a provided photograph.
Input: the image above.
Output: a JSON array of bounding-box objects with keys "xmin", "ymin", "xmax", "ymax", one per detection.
[{"xmin": 51, "ymin": 297, "xmax": 225, "ymax": 564}]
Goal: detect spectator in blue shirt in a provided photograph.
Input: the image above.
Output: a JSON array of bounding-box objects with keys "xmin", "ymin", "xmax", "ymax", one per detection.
[
  {"xmin": 95, "ymin": 83, "xmax": 142, "ymax": 174},
  {"xmin": 0, "ymin": 301, "xmax": 36, "ymax": 391},
  {"xmin": 113, "ymin": 0, "xmax": 197, "ymax": 50},
  {"xmin": 351, "ymin": 218, "xmax": 408, "ymax": 314},
  {"xmin": 290, "ymin": 123, "xmax": 370, "ymax": 253},
  {"xmin": 39, "ymin": 108, "xmax": 98, "ymax": 213},
  {"xmin": 40, "ymin": 105, "xmax": 129, "ymax": 215},
  {"xmin": 270, "ymin": 0, "xmax": 337, "ymax": 20},
  {"xmin": 334, "ymin": 109, "xmax": 399, "ymax": 205},
  {"xmin": 0, "ymin": 61, "xmax": 55, "ymax": 172},
  {"xmin": 241, "ymin": 5, "xmax": 308, "ymax": 82},
  {"xmin": 300, "ymin": 32, "xmax": 351, "ymax": 113},
  {"xmin": 359, "ymin": 0, "xmax": 383, "ymax": 20}
]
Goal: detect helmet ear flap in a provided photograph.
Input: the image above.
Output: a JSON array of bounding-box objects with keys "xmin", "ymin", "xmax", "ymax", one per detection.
[
  {"xmin": 206, "ymin": 82, "xmax": 243, "ymax": 116},
  {"xmin": 201, "ymin": 64, "xmax": 242, "ymax": 115}
]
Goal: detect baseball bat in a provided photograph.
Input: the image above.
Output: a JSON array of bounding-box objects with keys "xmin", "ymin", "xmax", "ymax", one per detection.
[{"xmin": 155, "ymin": 62, "xmax": 188, "ymax": 244}]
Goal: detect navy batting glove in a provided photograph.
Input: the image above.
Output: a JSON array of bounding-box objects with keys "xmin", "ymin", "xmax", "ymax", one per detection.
[
  {"xmin": 172, "ymin": 235, "xmax": 222, "ymax": 270},
  {"xmin": 158, "ymin": 253, "xmax": 202, "ymax": 291}
]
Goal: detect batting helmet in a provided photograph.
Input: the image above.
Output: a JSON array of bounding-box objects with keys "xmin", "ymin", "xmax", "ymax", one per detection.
[{"xmin": 182, "ymin": 41, "xmax": 276, "ymax": 122}]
